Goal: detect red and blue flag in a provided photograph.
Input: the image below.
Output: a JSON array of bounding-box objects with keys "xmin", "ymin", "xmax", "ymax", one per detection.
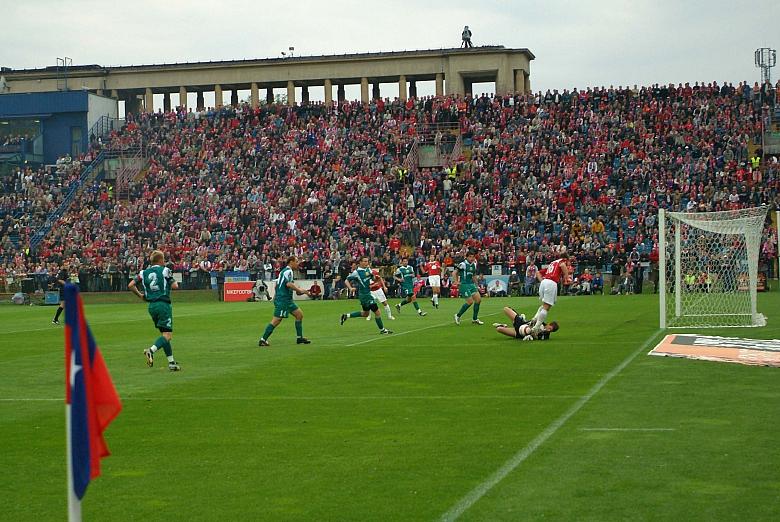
[{"xmin": 64, "ymin": 283, "xmax": 122, "ymax": 500}]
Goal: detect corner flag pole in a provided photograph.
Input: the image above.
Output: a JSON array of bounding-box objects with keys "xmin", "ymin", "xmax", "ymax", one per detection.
[{"xmin": 67, "ymin": 404, "xmax": 82, "ymax": 522}]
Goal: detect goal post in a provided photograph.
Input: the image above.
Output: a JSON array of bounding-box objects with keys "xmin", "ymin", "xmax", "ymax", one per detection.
[{"xmin": 659, "ymin": 206, "xmax": 768, "ymax": 329}]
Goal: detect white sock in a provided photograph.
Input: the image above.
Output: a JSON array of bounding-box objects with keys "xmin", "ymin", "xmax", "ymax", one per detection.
[
  {"xmin": 533, "ymin": 308, "xmax": 548, "ymax": 332},
  {"xmin": 432, "ymin": 294, "xmax": 439, "ymax": 304},
  {"xmin": 149, "ymin": 345, "xmax": 158, "ymax": 353},
  {"xmin": 167, "ymin": 355, "xmax": 175, "ymax": 363},
  {"xmin": 366, "ymin": 313, "xmax": 372, "ymax": 321},
  {"xmin": 385, "ymin": 304, "xmax": 393, "ymax": 316}
]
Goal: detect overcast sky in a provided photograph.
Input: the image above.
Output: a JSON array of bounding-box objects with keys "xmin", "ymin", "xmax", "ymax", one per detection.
[{"xmin": 2, "ymin": 0, "xmax": 778, "ymax": 102}]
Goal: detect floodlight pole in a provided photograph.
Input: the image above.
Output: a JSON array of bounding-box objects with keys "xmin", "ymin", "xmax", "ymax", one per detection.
[{"xmin": 755, "ymin": 48, "xmax": 776, "ymax": 84}]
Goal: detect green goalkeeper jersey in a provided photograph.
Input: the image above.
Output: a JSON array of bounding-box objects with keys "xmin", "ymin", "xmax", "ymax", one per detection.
[
  {"xmin": 394, "ymin": 265, "xmax": 416, "ymax": 289},
  {"xmin": 347, "ymin": 267, "xmax": 374, "ymax": 301},
  {"xmin": 135, "ymin": 265, "xmax": 173, "ymax": 303}
]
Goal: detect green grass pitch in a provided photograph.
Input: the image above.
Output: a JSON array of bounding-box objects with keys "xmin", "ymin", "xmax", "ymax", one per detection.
[{"xmin": 2, "ymin": 292, "xmax": 779, "ymax": 520}]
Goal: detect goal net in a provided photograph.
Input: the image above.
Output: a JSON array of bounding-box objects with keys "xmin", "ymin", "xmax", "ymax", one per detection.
[{"xmin": 659, "ymin": 206, "xmax": 768, "ymax": 328}]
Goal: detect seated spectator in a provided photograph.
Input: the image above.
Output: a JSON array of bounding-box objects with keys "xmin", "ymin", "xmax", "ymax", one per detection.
[
  {"xmin": 440, "ymin": 274, "xmax": 452, "ymax": 298},
  {"xmin": 579, "ymin": 269, "xmax": 593, "ymax": 295},
  {"xmin": 251, "ymin": 280, "xmax": 271, "ymax": 301},
  {"xmin": 592, "ymin": 271, "xmax": 604, "ymax": 294},
  {"xmin": 488, "ymin": 279, "xmax": 506, "ymax": 297},
  {"xmin": 477, "ymin": 275, "xmax": 487, "ymax": 296},
  {"xmin": 508, "ymin": 270, "xmax": 521, "ymax": 296},
  {"xmin": 308, "ymin": 281, "xmax": 322, "ymax": 300}
]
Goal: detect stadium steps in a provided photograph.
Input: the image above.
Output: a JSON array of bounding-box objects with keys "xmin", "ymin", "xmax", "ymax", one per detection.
[
  {"xmin": 28, "ymin": 150, "xmax": 108, "ymax": 251},
  {"xmin": 114, "ymin": 146, "xmax": 149, "ymax": 199}
]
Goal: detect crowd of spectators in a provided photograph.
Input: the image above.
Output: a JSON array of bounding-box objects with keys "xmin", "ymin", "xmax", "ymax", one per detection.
[{"xmin": 2, "ymin": 78, "xmax": 780, "ymax": 294}]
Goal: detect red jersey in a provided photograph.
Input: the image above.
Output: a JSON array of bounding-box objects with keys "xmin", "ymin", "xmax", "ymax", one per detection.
[
  {"xmin": 369, "ymin": 269, "xmax": 383, "ymax": 291},
  {"xmin": 543, "ymin": 258, "xmax": 567, "ymax": 283},
  {"xmin": 424, "ymin": 261, "xmax": 442, "ymax": 276}
]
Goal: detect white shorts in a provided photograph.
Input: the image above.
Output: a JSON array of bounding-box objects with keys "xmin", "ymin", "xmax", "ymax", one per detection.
[
  {"xmin": 538, "ymin": 278, "xmax": 558, "ymax": 306},
  {"xmin": 428, "ymin": 275, "xmax": 441, "ymax": 288},
  {"xmin": 370, "ymin": 289, "xmax": 387, "ymax": 303}
]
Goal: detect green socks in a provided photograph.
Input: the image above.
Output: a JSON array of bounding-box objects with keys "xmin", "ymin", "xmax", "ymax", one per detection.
[
  {"xmin": 375, "ymin": 317, "xmax": 384, "ymax": 330},
  {"xmin": 262, "ymin": 323, "xmax": 275, "ymax": 340},
  {"xmin": 473, "ymin": 303, "xmax": 480, "ymax": 320},
  {"xmin": 154, "ymin": 336, "xmax": 172, "ymax": 357},
  {"xmin": 457, "ymin": 303, "xmax": 471, "ymax": 317},
  {"xmin": 413, "ymin": 301, "xmax": 420, "ymax": 311},
  {"xmin": 295, "ymin": 320, "xmax": 303, "ymax": 337},
  {"xmin": 349, "ymin": 311, "xmax": 363, "ymax": 318}
]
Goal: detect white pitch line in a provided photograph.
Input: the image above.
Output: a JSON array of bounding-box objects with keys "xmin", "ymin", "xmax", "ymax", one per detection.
[
  {"xmin": 345, "ymin": 312, "xmax": 499, "ymax": 347},
  {"xmin": 440, "ymin": 328, "xmax": 664, "ymax": 522},
  {"xmin": 0, "ymin": 307, "xmax": 243, "ymax": 335},
  {"xmin": 0, "ymin": 394, "xmax": 584, "ymax": 402},
  {"xmin": 579, "ymin": 428, "xmax": 676, "ymax": 432}
]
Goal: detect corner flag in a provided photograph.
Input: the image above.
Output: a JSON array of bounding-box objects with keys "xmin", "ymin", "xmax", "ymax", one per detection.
[{"xmin": 64, "ymin": 283, "xmax": 122, "ymax": 520}]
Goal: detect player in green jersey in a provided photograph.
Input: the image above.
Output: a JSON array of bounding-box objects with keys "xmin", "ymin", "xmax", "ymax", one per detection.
[
  {"xmin": 340, "ymin": 256, "xmax": 393, "ymax": 334},
  {"xmin": 453, "ymin": 251, "xmax": 484, "ymax": 325},
  {"xmin": 128, "ymin": 250, "xmax": 181, "ymax": 371},
  {"xmin": 393, "ymin": 257, "xmax": 427, "ymax": 317},
  {"xmin": 259, "ymin": 255, "xmax": 312, "ymax": 346}
]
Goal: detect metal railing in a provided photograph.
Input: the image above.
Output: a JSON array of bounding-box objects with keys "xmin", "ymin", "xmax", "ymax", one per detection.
[
  {"xmin": 403, "ymin": 138, "xmax": 420, "ymax": 172},
  {"xmin": 89, "ymin": 115, "xmax": 124, "ymax": 142},
  {"xmin": 29, "ymin": 150, "xmax": 107, "ymax": 250}
]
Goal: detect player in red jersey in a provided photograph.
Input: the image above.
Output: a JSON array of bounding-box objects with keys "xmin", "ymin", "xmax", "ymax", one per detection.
[
  {"xmin": 424, "ymin": 254, "xmax": 443, "ymax": 309},
  {"xmin": 530, "ymin": 252, "xmax": 570, "ymax": 333},
  {"xmin": 366, "ymin": 267, "xmax": 395, "ymax": 321}
]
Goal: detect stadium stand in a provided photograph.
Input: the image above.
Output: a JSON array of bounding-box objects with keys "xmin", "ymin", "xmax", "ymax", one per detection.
[{"xmin": 1, "ymin": 80, "xmax": 779, "ymax": 295}]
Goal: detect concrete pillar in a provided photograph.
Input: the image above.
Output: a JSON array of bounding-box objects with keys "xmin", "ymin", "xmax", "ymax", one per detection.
[
  {"xmin": 214, "ymin": 84, "xmax": 223, "ymax": 108},
  {"xmin": 231, "ymin": 90, "xmax": 239, "ymax": 106},
  {"xmin": 464, "ymin": 80, "xmax": 473, "ymax": 96},
  {"xmin": 324, "ymin": 79, "xmax": 333, "ymax": 107},
  {"xmin": 337, "ymin": 84, "xmax": 345, "ymax": 102},
  {"xmin": 399, "ymin": 75, "xmax": 407, "ymax": 101},
  {"xmin": 496, "ymin": 63, "xmax": 513, "ymax": 95},
  {"xmin": 250, "ymin": 82, "xmax": 259, "ymax": 108},
  {"xmin": 110, "ymin": 89, "xmax": 119, "ymax": 99},
  {"xmin": 267, "ymin": 88, "xmax": 275, "ymax": 104},
  {"xmin": 360, "ymin": 77, "xmax": 369, "ymax": 104},
  {"xmin": 163, "ymin": 92, "xmax": 171, "ymax": 112},
  {"xmin": 446, "ymin": 73, "xmax": 465, "ymax": 96},
  {"xmin": 372, "ymin": 82, "xmax": 380, "ymax": 100},
  {"xmin": 302, "ymin": 86, "xmax": 310, "ymax": 104},
  {"xmin": 287, "ymin": 80, "xmax": 295, "ymax": 106},
  {"xmin": 144, "ymin": 88, "xmax": 153, "ymax": 113},
  {"xmin": 179, "ymin": 86, "xmax": 188, "ymax": 109},
  {"xmin": 196, "ymin": 91, "xmax": 205, "ymax": 110},
  {"xmin": 524, "ymin": 71, "xmax": 531, "ymax": 94},
  {"xmin": 409, "ymin": 81, "xmax": 417, "ymax": 99},
  {"xmin": 435, "ymin": 73, "xmax": 444, "ymax": 96}
]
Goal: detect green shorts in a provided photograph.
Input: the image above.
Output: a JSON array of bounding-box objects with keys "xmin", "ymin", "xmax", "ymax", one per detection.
[
  {"xmin": 460, "ymin": 285, "xmax": 477, "ymax": 298},
  {"xmin": 360, "ymin": 298, "xmax": 378, "ymax": 312},
  {"xmin": 273, "ymin": 301, "xmax": 299, "ymax": 318},
  {"xmin": 148, "ymin": 301, "xmax": 173, "ymax": 332},
  {"xmin": 400, "ymin": 286, "xmax": 415, "ymax": 298}
]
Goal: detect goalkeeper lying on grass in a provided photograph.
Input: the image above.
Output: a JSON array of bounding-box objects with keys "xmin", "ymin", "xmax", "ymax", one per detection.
[{"xmin": 493, "ymin": 306, "xmax": 559, "ymax": 341}]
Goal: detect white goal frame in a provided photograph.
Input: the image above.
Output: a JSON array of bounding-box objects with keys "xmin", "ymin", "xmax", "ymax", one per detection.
[{"xmin": 659, "ymin": 206, "xmax": 768, "ymax": 329}]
